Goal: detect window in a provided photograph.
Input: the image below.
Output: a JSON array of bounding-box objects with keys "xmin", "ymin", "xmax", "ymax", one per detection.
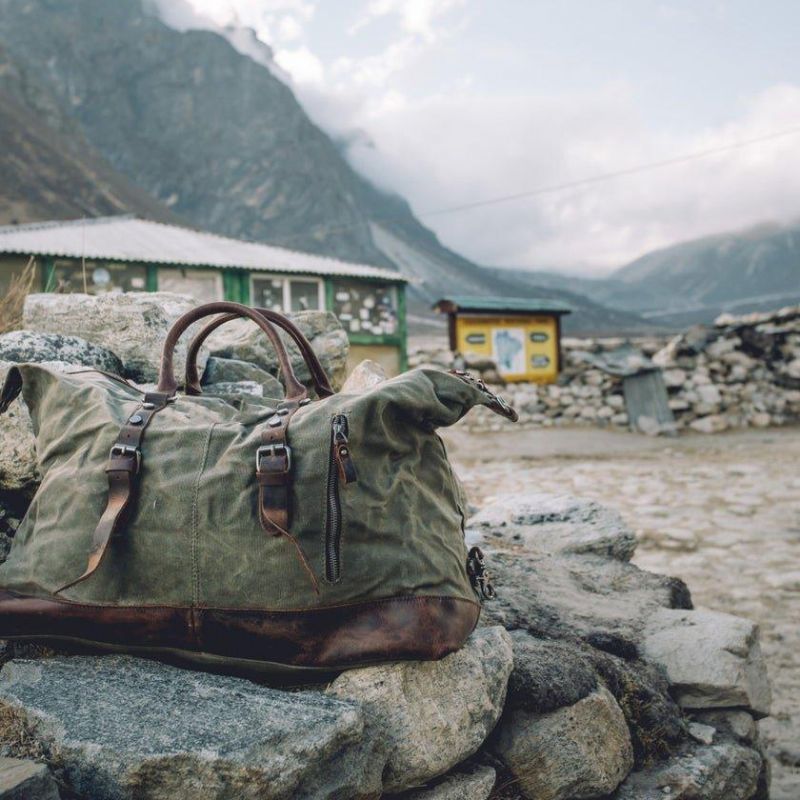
[
  {"xmin": 158, "ymin": 268, "xmax": 223, "ymax": 303},
  {"xmin": 50, "ymin": 259, "xmax": 147, "ymax": 294},
  {"xmin": 332, "ymin": 280, "xmax": 398, "ymax": 336},
  {"xmin": 250, "ymin": 275, "xmax": 323, "ymax": 312}
]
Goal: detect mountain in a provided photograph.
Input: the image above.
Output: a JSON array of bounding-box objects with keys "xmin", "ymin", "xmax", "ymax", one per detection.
[
  {"xmin": 0, "ymin": 0, "xmax": 652, "ymax": 334},
  {"xmin": 0, "ymin": 44, "xmax": 179, "ymax": 225},
  {"xmin": 607, "ymin": 222, "xmax": 800, "ymax": 325}
]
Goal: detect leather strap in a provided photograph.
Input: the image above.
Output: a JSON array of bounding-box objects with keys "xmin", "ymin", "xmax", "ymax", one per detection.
[
  {"xmin": 56, "ymin": 391, "xmax": 171, "ymax": 593},
  {"xmin": 255, "ymin": 396, "xmax": 319, "ymax": 594},
  {"xmin": 156, "ymin": 302, "xmax": 307, "ymax": 401},
  {"xmin": 184, "ymin": 309, "xmax": 335, "ymax": 399}
]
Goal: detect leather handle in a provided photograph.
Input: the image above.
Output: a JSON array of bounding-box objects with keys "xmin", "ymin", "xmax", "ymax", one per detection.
[
  {"xmin": 156, "ymin": 302, "xmax": 307, "ymax": 400},
  {"xmin": 184, "ymin": 308, "xmax": 335, "ymax": 398}
]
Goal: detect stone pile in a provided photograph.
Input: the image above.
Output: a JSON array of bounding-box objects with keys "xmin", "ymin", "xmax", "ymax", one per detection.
[
  {"xmin": 0, "ymin": 291, "xmax": 774, "ymax": 799},
  {"xmin": 410, "ymin": 305, "xmax": 800, "ymax": 434},
  {"xmin": 0, "ymin": 493, "xmax": 772, "ymax": 800}
]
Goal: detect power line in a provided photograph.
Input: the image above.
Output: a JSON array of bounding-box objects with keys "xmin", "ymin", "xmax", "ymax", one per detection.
[
  {"xmin": 264, "ymin": 122, "xmax": 800, "ymax": 248},
  {"xmin": 419, "ymin": 124, "xmax": 800, "ymax": 217}
]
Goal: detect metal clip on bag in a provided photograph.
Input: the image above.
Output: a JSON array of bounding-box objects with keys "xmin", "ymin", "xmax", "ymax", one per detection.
[{"xmin": 0, "ymin": 301, "xmax": 517, "ymax": 676}]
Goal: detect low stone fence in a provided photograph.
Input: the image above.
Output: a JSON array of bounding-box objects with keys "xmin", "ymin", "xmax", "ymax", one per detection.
[{"xmin": 411, "ymin": 305, "xmax": 800, "ymax": 434}]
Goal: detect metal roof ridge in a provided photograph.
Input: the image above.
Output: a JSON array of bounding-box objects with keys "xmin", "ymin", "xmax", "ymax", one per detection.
[
  {"xmin": 0, "ymin": 214, "xmax": 137, "ymax": 236},
  {"xmin": 0, "ymin": 215, "xmax": 403, "ymax": 278}
]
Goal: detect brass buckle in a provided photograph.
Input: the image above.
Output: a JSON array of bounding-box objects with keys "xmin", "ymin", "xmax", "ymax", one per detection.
[
  {"xmin": 109, "ymin": 444, "xmax": 141, "ymax": 473},
  {"xmin": 255, "ymin": 444, "xmax": 292, "ymax": 471}
]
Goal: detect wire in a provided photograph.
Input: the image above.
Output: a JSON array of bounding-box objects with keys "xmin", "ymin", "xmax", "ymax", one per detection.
[
  {"xmin": 419, "ymin": 124, "xmax": 800, "ymax": 217},
  {"xmin": 247, "ymin": 122, "xmax": 800, "ymax": 248}
]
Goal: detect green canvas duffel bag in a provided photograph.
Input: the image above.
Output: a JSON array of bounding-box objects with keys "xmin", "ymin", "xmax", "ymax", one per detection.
[{"xmin": 0, "ymin": 302, "xmax": 517, "ymax": 675}]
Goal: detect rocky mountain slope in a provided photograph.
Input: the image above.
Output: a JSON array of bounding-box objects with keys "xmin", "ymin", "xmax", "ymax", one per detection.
[
  {"xmin": 502, "ymin": 222, "xmax": 800, "ymax": 327},
  {"xmin": 0, "ymin": 44, "xmax": 178, "ymax": 226},
  {"xmin": 610, "ymin": 221, "xmax": 800, "ymax": 324},
  {"xmin": 0, "ymin": 0, "xmax": 656, "ymax": 334}
]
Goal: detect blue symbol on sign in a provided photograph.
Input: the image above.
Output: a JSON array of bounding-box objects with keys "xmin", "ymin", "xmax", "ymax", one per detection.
[{"xmin": 495, "ymin": 329, "xmax": 523, "ymax": 372}]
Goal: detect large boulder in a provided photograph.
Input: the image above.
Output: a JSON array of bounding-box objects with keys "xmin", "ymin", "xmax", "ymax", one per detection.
[
  {"xmin": 467, "ymin": 493, "xmax": 637, "ymax": 561},
  {"xmin": 614, "ymin": 742, "xmax": 763, "ymax": 800},
  {"xmin": 0, "ymin": 756, "xmax": 60, "ymax": 800},
  {"xmin": 0, "ymin": 656, "xmax": 382, "ymax": 800},
  {"xmin": 205, "ymin": 311, "xmax": 349, "ymax": 391},
  {"xmin": 200, "ymin": 356, "xmax": 283, "ymax": 398},
  {"xmin": 23, "ymin": 292, "xmax": 202, "ymax": 383},
  {"xmin": 0, "ymin": 360, "xmax": 76, "ymax": 493},
  {"xmin": 328, "ymin": 626, "xmax": 512, "ymax": 793},
  {"xmin": 479, "ymin": 547, "xmax": 691, "ymax": 646},
  {"xmin": 398, "ymin": 766, "xmax": 496, "ymax": 800},
  {"xmin": 0, "ymin": 331, "xmax": 123, "ymax": 375},
  {"xmin": 493, "ymin": 686, "xmax": 633, "ymax": 800},
  {"xmin": 340, "ymin": 360, "xmax": 387, "ymax": 394},
  {"xmin": 505, "ymin": 631, "xmax": 598, "ymax": 713},
  {"xmin": 642, "ymin": 608, "xmax": 772, "ymax": 717}
]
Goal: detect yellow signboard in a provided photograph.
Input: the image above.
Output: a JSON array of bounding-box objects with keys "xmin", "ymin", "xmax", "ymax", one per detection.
[{"xmin": 455, "ymin": 315, "xmax": 559, "ymax": 383}]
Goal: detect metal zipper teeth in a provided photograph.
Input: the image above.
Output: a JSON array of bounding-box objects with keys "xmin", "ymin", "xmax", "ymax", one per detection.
[{"xmin": 325, "ymin": 415, "xmax": 346, "ymax": 583}]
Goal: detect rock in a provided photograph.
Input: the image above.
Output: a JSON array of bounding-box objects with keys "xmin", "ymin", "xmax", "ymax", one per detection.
[
  {"xmin": 398, "ymin": 766, "xmax": 496, "ymax": 800},
  {"xmin": 23, "ymin": 292, "xmax": 202, "ymax": 383},
  {"xmin": 506, "ymin": 631, "xmax": 598, "ymax": 713},
  {"xmin": 0, "ymin": 360, "xmax": 77, "ymax": 492},
  {"xmin": 696, "ymin": 384, "xmax": 722, "ymax": 406},
  {"xmin": 690, "ymin": 414, "xmax": 728, "ymax": 434},
  {"xmin": 642, "ymin": 608, "xmax": 772, "ymax": 717},
  {"xmin": 206, "ymin": 311, "xmax": 349, "ymax": 390},
  {"xmin": 202, "ymin": 380, "xmax": 269, "ymax": 399},
  {"xmin": 688, "ymin": 721, "xmax": 717, "ymax": 745},
  {"xmin": 0, "ymin": 330, "xmax": 123, "ymax": 375},
  {"xmin": 0, "ymin": 656, "xmax": 381, "ymax": 800},
  {"xmin": 588, "ymin": 647, "xmax": 687, "ymax": 765},
  {"xmin": 0, "ymin": 756, "xmax": 60, "ymax": 800},
  {"xmin": 328, "ymin": 626, "xmax": 513, "ymax": 793},
  {"xmin": 340, "ymin": 359, "xmax": 387, "ymax": 394},
  {"xmin": 467, "ymin": 493, "xmax": 637, "ymax": 562},
  {"xmin": 749, "ymin": 412, "xmax": 771, "ymax": 428},
  {"xmin": 691, "ymin": 710, "xmax": 757, "ymax": 745},
  {"xmin": 200, "ymin": 356, "xmax": 283, "ymax": 397},
  {"xmin": 663, "ymin": 368, "xmax": 688, "ymax": 388},
  {"xmin": 493, "ymin": 687, "xmax": 633, "ymax": 800},
  {"xmin": 479, "ymin": 547, "xmax": 691, "ymax": 646},
  {"xmin": 614, "ymin": 742, "xmax": 763, "ymax": 800}
]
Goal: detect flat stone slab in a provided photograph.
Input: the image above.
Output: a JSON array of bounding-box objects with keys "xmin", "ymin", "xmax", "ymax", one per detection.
[
  {"xmin": 642, "ymin": 608, "xmax": 772, "ymax": 717},
  {"xmin": 466, "ymin": 492, "xmax": 637, "ymax": 561},
  {"xmin": 329, "ymin": 626, "xmax": 512, "ymax": 793},
  {"xmin": 614, "ymin": 742, "xmax": 763, "ymax": 800},
  {"xmin": 0, "ymin": 756, "xmax": 60, "ymax": 800},
  {"xmin": 0, "ymin": 656, "xmax": 378, "ymax": 800}
]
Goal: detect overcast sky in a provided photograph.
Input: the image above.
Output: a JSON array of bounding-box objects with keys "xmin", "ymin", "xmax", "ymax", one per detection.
[{"xmin": 172, "ymin": 0, "xmax": 800, "ymax": 275}]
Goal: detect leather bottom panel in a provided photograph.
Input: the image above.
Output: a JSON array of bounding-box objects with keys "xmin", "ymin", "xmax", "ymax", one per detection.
[{"xmin": 0, "ymin": 591, "xmax": 480, "ymax": 671}]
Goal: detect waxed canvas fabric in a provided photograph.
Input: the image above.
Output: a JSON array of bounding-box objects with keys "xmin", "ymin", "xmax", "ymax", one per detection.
[{"xmin": 0, "ymin": 363, "xmax": 492, "ymax": 611}]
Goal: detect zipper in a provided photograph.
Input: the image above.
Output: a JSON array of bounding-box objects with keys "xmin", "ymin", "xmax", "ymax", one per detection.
[{"xmin": 325, "ymin": 414, "xmax": 357, "ymax": 583}]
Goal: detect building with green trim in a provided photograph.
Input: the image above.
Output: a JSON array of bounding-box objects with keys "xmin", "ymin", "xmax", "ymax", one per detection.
[{"xmin": 0, "ymin": 216, "xmax": 408, "ymax": 374}]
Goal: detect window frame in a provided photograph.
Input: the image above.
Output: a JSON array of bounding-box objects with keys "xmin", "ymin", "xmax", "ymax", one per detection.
[{"xmin": 249, "ymin": 273, "xmax": 325, "ymax": 312}]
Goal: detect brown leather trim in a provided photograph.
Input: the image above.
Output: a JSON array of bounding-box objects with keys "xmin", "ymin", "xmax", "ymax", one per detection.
[{"xmin": 0, "ymin": 592, "xmax": 480, "ymax": 669}]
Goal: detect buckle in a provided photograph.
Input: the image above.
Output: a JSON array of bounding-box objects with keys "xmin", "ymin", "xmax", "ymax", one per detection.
[
  {"xmin": 109, "ymin": 444, "xmax": 141, "ymax": 473},
  {"xmin": 255, "ymin": 444, "xmax": 292, "ymax": 471}
]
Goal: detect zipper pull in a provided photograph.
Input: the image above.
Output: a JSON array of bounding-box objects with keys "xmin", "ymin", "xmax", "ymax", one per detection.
[
  {"xmin": 332, "ymin": 415, "xmax": 358, "ymax": 485},
  {"xmin": 467, "ymin": 546, "xmax": 496, "ymax": 600}
]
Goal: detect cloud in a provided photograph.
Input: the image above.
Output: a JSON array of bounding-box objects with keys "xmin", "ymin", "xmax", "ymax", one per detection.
[
  {"xmin": 345, "ymin": 83, "xmax": 800, "ymax": 272},
  {"xmin": 167, "ymin": 1, "xmax": 800, "ymax": 274},
  {"xmin": 351, "ymin": 0, "xmax": 467, "ymax": 42}
]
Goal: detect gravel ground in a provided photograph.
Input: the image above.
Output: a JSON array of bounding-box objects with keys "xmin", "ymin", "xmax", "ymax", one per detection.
[{"xmin": 445, "ymin": 425, "xmax": 800, "ymax": 800}]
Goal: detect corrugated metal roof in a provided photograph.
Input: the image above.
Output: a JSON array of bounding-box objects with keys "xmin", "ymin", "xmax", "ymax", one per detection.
[
  {"xmin": 0, "ymin": 216, "xmax": 406, "ymax": 283},
  {"xmin": 433, "ymin": 295, "xmax": 572, "ymax": 314}
]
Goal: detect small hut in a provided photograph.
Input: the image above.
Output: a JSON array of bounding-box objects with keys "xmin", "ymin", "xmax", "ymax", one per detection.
[{"xmin": 433, "ymin": 296, "xmax": 571, "ymax": 383}]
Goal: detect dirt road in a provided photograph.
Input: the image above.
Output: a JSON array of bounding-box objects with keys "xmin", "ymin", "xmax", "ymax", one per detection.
[{"xmin": 445, "ymin": 426, "xmax": 800, "ymax": 800}]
